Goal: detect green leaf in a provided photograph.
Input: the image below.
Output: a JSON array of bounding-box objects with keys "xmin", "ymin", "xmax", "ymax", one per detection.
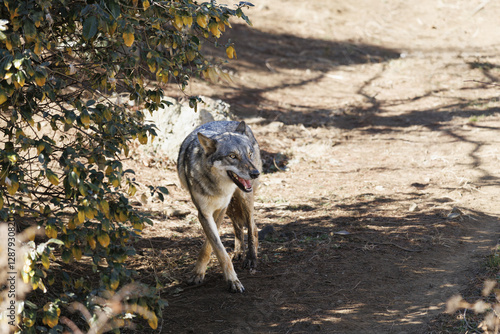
[
  {"xmin": 82, "ymin": 16, "xmax": 98, "ymax": 41},
  {"xmin": 23, "ymin": 20, "xmax": 37, "ymax": 43},
  {"xmin": 108, "ymin": 2, "xmax": 121, "ymax": 19}
]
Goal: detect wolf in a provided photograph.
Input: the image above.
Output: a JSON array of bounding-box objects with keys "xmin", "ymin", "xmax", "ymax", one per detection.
[{"xmin": 177, "ymin": 120, "xmax": 262, "ymax": 293}]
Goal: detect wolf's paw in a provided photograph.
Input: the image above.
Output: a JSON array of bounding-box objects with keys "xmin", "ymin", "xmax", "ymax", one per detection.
[
  {"xmin": 228, "ymin": 279, "xmax": 245, "ymax": 293},
  {"xmin": 243, "ymin": 258, "xmax": 257, "ymax": 270},
  {"xmin": 243, "ymin": 253, "xmax": 257, "ymax": 270},
  {"xmin": 188, "ymin": 273, "xmax": 205, "ymax": 285},
  {"xmin": 232, "ymin": 250, "xmax": 244, "ymax": 262}
]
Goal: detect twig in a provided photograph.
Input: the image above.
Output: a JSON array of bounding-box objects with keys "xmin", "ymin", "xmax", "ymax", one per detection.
[
  {"xmin": 471, "ymin": 0, "xmax": 492, "ymax": 16},
  {"xmin": 371, "ymin": 241, "xmax": 422, "ymax": 252},
  {"xmin": 465, "ymin": 79, "xmax": 500, "ymax": 88},
  {"xmin": 273, "ymin": 157, "xmax": 287, "ymax": 172}
]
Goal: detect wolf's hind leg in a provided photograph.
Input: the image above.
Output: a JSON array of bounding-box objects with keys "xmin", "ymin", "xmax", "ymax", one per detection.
[
  {"xmin": 189, "ymin": 239, "xmax": 212, "ymax": 285},
  {"xmin": 231, "ymin": 213, "xmax": 245, "ymax": 261},
  {"xmin": 227, "ymin": 190, "xmax": 258, "ymax": 270}
]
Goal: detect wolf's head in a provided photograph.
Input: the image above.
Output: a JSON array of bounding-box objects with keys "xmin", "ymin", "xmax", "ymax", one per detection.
[{"xmin": 197, "ymin": 121, "xmax": 260, "ymax": 193}]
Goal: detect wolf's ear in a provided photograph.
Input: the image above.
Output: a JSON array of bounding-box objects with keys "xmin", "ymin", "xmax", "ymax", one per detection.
[
  {"xmin": 197, "ymin": 132, "xmax": 217, "ymax": 155},
  {"xmin": 235, "ymin": 121, "xmax": 247, "ymax": 135}
]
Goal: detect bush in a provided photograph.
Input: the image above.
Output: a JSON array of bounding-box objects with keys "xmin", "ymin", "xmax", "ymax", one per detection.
[{"xmin": 0, "ymin": 0, "xmax": 252, "ymax": 332}]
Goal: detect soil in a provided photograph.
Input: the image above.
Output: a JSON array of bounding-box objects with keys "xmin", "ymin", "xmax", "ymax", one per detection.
[{"xmin": 128, "ymin": 1, "xmax": 500, "ymax": 333}]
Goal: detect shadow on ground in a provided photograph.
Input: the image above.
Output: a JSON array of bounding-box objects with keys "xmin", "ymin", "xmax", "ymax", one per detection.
[{"xmin": 129, "ymin": 189, "xmax": 499, "ymax": 333}]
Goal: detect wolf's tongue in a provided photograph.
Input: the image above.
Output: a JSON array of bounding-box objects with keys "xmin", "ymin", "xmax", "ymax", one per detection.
[{"xmin": 239, "ymin": 177, "xmax": 251, "ymax": 189}]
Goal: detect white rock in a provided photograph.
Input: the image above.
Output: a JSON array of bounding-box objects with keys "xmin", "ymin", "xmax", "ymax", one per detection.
[{"xmin": 142, "ymin": 96, "xmax": 234, "ymax": 162}]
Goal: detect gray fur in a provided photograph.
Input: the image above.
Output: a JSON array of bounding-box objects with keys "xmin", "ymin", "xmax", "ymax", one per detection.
[{"xmin": 177, "ymin": 120, "xmax": 262, "ymax": 293}]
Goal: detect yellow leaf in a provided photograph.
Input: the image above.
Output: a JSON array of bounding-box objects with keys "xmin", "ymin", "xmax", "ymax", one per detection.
[
  {"xmin": 148, "ymin": 313, "xmax": 158, "ymax": 330},
  {"xmin": 197, "ymin": 14, "xmax": 208, "ymax": 28},
  {"xmin": 72, "ymin": 246, "xmax": 82, "ymax": 261},
  {"xmin": 118, "ymin": 210, "xmax": 128, "ymax": 222},
  {"xmin": 84, "ymin": 206, "xmax": 95, "ymax": 220},
  {"xmin": 138, "ymin": 131, "xmax": 148, "ymax": 144},
  {"xmin": 46, "ymin": 315, "xmax": 58, "ymax": 328},
  {"xmin": 110, "ymin": 277, "xmax": 119, "ymax": 290},
  {"xmin": 186, "ymin": 50, "xmax": 196, "ymax": 62},
  {"xmin": 67, "ymin": 218, "xmax": 76, "ymax": 230},
  {"xmin": 0, "ymin": 92, "xmax": 6, "ymax": 105},
  {"xmin": 183, "ymin": 16, "xmax": 193, "ymax": 27},
  {"xmin": 5, "ymin": 39, "xmax": 12, "ymax": 51},
  {"xmin": 226, "ymin": 45, "xmax": 236, "ymax": 59},
  {"xmin": 99, "ymin": 200, "xmax": 110, "ymax": 215},
  {"xmin": 174, "ymin": 15, "xmax": 183, "ymax": 30},
  {"xmin": 46, "ymin": 170, "xmax": 59, "ymax": 186},
  {"xmin": 37, "ymin": 144, "xmax": 45, "ymax": 154},
  {"xmin": 34, "ymin": 41, "xmax": 42, "ymax": 55},
  {"xmin": 143, "ymin": 0, "xmax": 150, "ymax": 10},
  {"xmin": 97, "ymin": 232, "xmax": 110, "ymax": 248},
  {"xmin": 133, "ymin": 222, "xmax": 144, "ymax": 231},
  {"xmin": 35, "ymin": 73, "xmax": 46, "ymax": 87},
  {"xmin": 41, "ymin": 253, "xmax": 50, "ymax": 269},
  {"xmin": 218, "ymin": 22, "xmax": 226, "ymax": 32},
  {"xmin": 128, "ymin": 184, "xmax": 137, "ymax": 196},
  {"xmin": 45, "ymin": 225, "xmax": 57, "ymax": 239},
  {"xmin": 105, "ymin": 165, "xmax": 113, "ymax": 176},
  {"xmin": 209, "ymin": 22, "xmax": 221, "ymax": 38},
  {"xmin": 6, "ymin": 178, "xmax": 19, "ymax": 195},
  {"xmin": 123, "ymin": 32, "xmax": 134, "ymax": 47},
  {"xmin": 148, "ymin": 62, "xmax": 156, "ymax": 73},
  {"xmin": 14, "ymin": 72, "xmax": 26, "ymax": 87},
  {"xmin": 80, "ymin": 111, "xmax": 90, "ymax": 127},
  {"xmin": 87, "ymin": 236, "xmax": 96, "ymax": 250},
  {"xmin": 0, "ymin": 195, "xmax": 3, "ymax": 210},
  {"xmin": 78, "ymin": 209, "xmax": 85, "ymax": 224},
  {"xmin": 78, "ymin": 183, "xmax": 87, "ymax": 196}
]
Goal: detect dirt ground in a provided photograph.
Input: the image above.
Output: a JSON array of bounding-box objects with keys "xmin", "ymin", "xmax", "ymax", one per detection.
[{"xmin": 128, "ymin": 1, "xmax": 500, "ymax": 333}]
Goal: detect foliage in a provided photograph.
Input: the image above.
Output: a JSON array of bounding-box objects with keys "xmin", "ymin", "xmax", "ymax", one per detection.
[
  {"xmin": 0, "ymin": 0, "xmax": 252, "ymax": 332},
  {"xmin": 446, "ymin": 280, "xmax": 500, "ymax": 334}
]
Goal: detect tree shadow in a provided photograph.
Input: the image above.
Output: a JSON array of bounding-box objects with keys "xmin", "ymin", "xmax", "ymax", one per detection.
[
  {"xmin": 202, "ymin": 23, "xmax": 401, "ymax": 119},
  {"xmin": 220, "ymin": 23, "xmax": 401, "ymax": 72}
]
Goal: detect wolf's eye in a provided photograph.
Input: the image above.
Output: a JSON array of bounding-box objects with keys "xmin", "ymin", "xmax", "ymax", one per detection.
[
  {"xmin": 248, "ymin": 151, "xmax": 253, "ymax": 158},
  {"xmin": 229, "ymin": 153, "xmax": 237, "ymax": 159}
]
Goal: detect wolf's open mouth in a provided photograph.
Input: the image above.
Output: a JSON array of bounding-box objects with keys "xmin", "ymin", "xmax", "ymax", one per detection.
[{"xmin": 227, "ymin": 171, "xmax": 253, "ymax": 192}]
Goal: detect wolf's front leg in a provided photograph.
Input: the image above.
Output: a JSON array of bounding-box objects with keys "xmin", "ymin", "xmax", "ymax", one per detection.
[
  {"xmin": 190, "ymin": 208, "xmax": 225, "ymax": 284},
  {"xmin": 198, "ymin": 211, "xmax": 245, "ymax": 293}
]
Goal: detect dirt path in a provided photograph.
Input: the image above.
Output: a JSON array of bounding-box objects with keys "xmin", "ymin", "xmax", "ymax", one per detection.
[{"xmin": 130, "ymin": 1, "xmax": 500, "ymax": 333}]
